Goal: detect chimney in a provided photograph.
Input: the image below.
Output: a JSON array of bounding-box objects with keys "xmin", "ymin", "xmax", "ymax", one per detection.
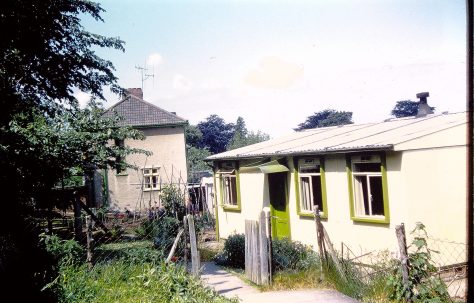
[
  {"xmin": 416, "ymin": 92, "xmax": 433, "ymax": 117},
  {"xmin": 170, "ymin": 112, "xmax": 176, "ymax": 115},
  {"xmin": 124, "ymin": 88, "xmax": 143, "ymax": 99}
]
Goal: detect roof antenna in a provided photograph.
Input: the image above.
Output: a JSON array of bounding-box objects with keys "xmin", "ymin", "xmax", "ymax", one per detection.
[{"xmin": 135, "ymin": 63, "xmax": 154, "ymax": 92}]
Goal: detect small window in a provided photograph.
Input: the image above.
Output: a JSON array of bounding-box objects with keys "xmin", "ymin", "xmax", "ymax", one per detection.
[
  {"xmin": 349, "ymin": 154, "xmax": 388, "ymax": 221},
  {"xmin": 217, "ymin": 162, "xmax": 240, "ymax": 209},
  {"xmin": 297, "ymin": 158, "xmax": 325, "ymax": 215},
  {"xmin": 222, "ymin": 174, "xmax": 238, "ymax": 206},
  {"xmin": 143, "ymin": 167, "xmax": 160, "ymax": 191}
]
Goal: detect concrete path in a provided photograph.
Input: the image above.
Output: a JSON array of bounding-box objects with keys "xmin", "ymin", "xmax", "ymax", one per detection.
[{"xmin": 200, "ymin": 262, "xmax": 359, "ymax": 303}]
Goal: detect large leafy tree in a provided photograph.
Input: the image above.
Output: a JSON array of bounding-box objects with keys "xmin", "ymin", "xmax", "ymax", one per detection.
[
  {"xmin": 391, "ymin": 100, "xmax": 435, "ymax": 118},
  {"xmin": 227, "ymin": 117, "xmax": 269, "ymax": 150},
  {"xmin": 0, "ymin": 1, "xmax": 145, "ymax": 299},
  {"xmin": 296, "ymin": 109, "xmax": 353, "ymax": 130},
  {"xmin": 197, "ymin": 114, "xmax": 234, "ymax": 154}
]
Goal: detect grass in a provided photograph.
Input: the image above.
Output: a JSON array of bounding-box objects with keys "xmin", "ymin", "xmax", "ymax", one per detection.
[
  {"xmin": 259, "ymin": 267, "xmax": 330, "ymax": 291},
  {"xmin": 48, "ymin": 239, "xmax": 237, "ymax": 303}
]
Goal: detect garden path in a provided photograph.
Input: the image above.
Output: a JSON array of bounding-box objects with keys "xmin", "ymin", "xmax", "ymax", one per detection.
[{"xmin": 200, "ymin": 262, "xmax": 359, "ymax": 303}]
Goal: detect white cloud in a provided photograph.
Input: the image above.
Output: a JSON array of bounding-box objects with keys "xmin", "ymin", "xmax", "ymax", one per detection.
[
  {"xmin": 74, "ymin": 91, "xmax": 92, "ymax": 108},
  {"xmin": 147, "ymin": 52, "xmax": 163, "ymax": 66},
  {"xmin": 244, "ymin": 56, "xmax": 304, "ymax": 89},
  {"xmin": 173, "ymin": 74, "xmax": 192, "ymax": 91}
]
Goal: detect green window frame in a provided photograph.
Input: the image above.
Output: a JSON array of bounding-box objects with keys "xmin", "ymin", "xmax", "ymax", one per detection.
[
  {"xmin": 346, "ymin": 153, "xmax": 390, "ymax": 224},
  {"xmin": 294, "ymin": 157, "xmax": 328, "ymax": 219},
  {"xmin": 217, "ymin": 162, "xmax": 241, "ymax": 212}
]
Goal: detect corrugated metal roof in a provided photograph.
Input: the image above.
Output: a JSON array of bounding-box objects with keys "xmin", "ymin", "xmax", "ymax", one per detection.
[
  {"xmin": 104, "ymin": 95, "xmax": 187, "ymax": 127},
  {"xmin": 207, "ymin": 112, "xmax": 467, "ymax": 160}
]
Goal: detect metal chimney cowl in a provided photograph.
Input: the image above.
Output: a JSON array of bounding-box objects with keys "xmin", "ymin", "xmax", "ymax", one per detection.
[{"xmin": 416, "ymin": 92, "xmax": 434, "ymax": 117}]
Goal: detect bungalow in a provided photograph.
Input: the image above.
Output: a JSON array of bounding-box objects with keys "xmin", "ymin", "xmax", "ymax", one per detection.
[
  {"xmin": 103, "ymin": 88, "xmax": 188, "ymax": 212},
  {"xmin": 207, "ymin": 109, "xmax": 467, "ymax": 262}
]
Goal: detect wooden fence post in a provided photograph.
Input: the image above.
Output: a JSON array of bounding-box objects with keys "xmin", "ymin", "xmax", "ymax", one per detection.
[
  {"xmin": 259, "ymin": 211, "xmax": 269, "ymax": 285},
  {"xmin": 73, "ymin": 196, "xmax": 83, "ymax": 242},
  {"xmin": 314, "ymin": 206, "xmax": 325, "ymax": 281},
  {"xmin": 396, "ymin": 223, "xmax": 412, "ymax": 302},
  {"xmin": 183, "ymin": 215, "xmax": 188, "ymax": 269},
  {"xmin": 85, "ymin": 215, "xmax": 93, "ymax": 269},
  {"xmin": 187, "ymin": 214, "xmax": 200, "ymax": 276},
  {"xmin": 266, "ymin": 210, "xmax": 273, "ymax": 285}
]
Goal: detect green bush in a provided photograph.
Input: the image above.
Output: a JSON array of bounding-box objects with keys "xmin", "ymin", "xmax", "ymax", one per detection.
[
  {"xmin": 386, "ymin": 223, "xmax": 450, "ymax": 303},
  {"xmin": 214, "ymin": 233, "xmax": 245, "ymax": 269},
  {"xmin": 272, "ymin": 238, "xmax": 318, "ymax": 271},
  {"xmin": 49, "ymin": 260, "xmax": 236, "ymax": 303},
  {"xmin": 41, "ymin": 233, "xmax": 84, "ymax": 266}
]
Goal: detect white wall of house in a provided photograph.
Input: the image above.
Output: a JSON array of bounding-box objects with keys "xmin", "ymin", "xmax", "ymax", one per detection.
[
  {"xmin": 107, "ymin": 126, "xmax": 187, "ymax": 211},
  {"xmin": 215, "ymin": 145, "xmax": 467, "ymax": 262}
]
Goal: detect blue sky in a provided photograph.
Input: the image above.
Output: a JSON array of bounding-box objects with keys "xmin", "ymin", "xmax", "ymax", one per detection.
[{"xmin": 79, "ymin": 0, "xmax": 467, "ymax": 137}]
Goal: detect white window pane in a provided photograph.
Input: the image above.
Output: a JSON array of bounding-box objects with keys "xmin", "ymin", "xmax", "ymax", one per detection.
[
  {"xmin": 354, "ymin": 176, "xmax": 369, "ymax": 216},
  {"xmin": 300, "ymin": 176, "xmax": 311, "ymax": 211}
]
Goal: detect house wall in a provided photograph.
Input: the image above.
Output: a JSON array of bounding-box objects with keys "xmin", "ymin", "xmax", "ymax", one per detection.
[
  {"xmin": 216, "ymin": 146, "xmax": 467, "ymax": 263},
  {"xmin": 107, "ymin": 126, "xmax": 187, "ymax": 211}
]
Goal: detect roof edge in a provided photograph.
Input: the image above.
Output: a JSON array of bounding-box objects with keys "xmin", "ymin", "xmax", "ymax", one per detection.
[{"xmin": 205, "ymin": 145, "xmax": 394, "ymax": 162}]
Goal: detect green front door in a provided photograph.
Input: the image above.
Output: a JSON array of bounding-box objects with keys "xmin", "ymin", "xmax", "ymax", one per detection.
[{"xmin": 268, "ymin": 172, "xmax": 290, "ymax": 239}]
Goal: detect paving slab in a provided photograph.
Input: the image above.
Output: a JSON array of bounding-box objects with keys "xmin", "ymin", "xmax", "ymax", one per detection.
[{"xmin": 200, "ymin": 262, "xmax": 358, "ymax": 303}]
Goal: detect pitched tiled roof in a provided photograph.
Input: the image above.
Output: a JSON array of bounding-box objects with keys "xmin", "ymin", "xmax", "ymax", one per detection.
[
  {"xmin": 104, "ymin": 95, "xmax": 187, "ymax": 127},
  {"xmin": 207, "ymin": 112, "xmax": 467, "ymax": 160}
]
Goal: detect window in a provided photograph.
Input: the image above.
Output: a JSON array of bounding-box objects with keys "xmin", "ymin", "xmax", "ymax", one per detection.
[
  {"xmin": 348, "ymin": 154, "xmax": 389, "ymax": 223},
  {"xmin": 222, "ymin": 173, "xmax": 238, "ymax": 206},
  {"xmin": 296, "ymin": 158, "xmax": 327, "ymax": 217},
  {"xmin": 217, "ymin": 162, "xmax": 240, "ymax": 210},
  {"xmin": 143, "ymin": 167, "xmax": 159, "ymax": 191}
]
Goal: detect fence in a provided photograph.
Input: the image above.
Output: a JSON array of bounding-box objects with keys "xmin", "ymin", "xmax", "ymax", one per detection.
[{"xmin": 244, "ymin": 211, "xmax": 271, "ymax": 285}]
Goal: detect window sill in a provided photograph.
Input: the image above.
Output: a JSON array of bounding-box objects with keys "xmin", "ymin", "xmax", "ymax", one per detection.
[
  {"xmin": 143, "ymin": 189, "xmax": 159, "ymax": 192},
  {"xmin": 115, "ymin": 173, "xmax": 128, "ymax": 176},
  {"xmin": 351, "ymin": 216, "xmax": 389, "ymax": 224},
  {"xmin": 298, "ymin": 211, "xmax": 327, "ymax": 219},
  {"xmin": 222, "ymin": 205, "xmax": 241, "ymax": 212}
]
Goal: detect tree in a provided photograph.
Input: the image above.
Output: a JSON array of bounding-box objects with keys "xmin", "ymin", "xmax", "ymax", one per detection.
[
  {"xmin": 296, "ymin": 109, "xmax": 353, "ymax": 130},
  {"xmin": 197, "ymin": 114, "xmax": 234, "ymax": 154},
  {"xmin": 0, "ymin": 1, "xmax": 143, "ymax": 299},
  {"xmin": 391, "ymin": 100, "xmax": 435, "ymax": 118},
  {"xmin": 185, "ymin": 124, "xmax": 203, "ymax": 148},
  {"xmin": 227, "ymin": 117, "xmax": 270, "ymax": 150},
  {"xmin": 186, "ymin": 146, "xmax": 212, "ymax": 183}
]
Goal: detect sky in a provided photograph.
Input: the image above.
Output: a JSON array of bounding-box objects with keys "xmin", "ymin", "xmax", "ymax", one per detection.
[{"xmin": 79, "ymin": 0, "xmax": 467, "ymax": 137}]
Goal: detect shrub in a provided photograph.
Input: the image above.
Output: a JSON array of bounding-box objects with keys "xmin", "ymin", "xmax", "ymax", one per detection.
[
  {"xmin": 272, "ymin": 238, "xmax": 318, "ymax": 271},
  {"xmin": 214, "ymin": 233, "xmax": 245, "ymax": 269},
  {"xmin": 386, "ymin": 222, "xmax": 450, "ymax": 303},
  {"xmin": 41, "ymin": 233, "xmax": 84, "ymax": 266}
]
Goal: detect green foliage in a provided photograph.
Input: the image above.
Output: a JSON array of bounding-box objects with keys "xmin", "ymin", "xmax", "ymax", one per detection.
[
  {"xmin": 386, "ymin": 222, "xmax": 450, "ymax": 303},
  {"xmin": 161, "ymin": 185, "xmax": 187, "ymax": 219},
  {"xmin": 187, "ymin": 146, "xmax": 212, "ymax": 183},
  {"xmin": 185, "ymin": 124, "xmax": 204, "ymax": 148},
  {"xmin": 227, "ymin": 116, "xmax": 269, "ymax": 150},
  {"xmin": 295, "ymin": 109, "xmax": 353, "ymax": 130},
  {"xmin": 391, "ymin": 100, "xmax": 436, "ymax": 118},
  {"xmin": 94, "ymin": 241, "xmax": 163, "ymax": 264},
  {"xmin": 272, "ymin": 238, "xmax": 319, "ymax": 271},
  {"xmin": 49, "ymin": 258, "xmax": 236, "ymax": 303},
  {"xmin": 197, "ymin": 114, "xmax": 235, "ymax": 154},
  {"xmin": 41, "ymin": 234, "xmax": 85, "ymax": 267},
  {"xmin": 214, "ymin": 233, "xmax": 246, "ymax": 269}
]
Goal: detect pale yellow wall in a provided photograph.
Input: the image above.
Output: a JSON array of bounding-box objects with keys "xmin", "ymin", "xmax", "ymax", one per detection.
[
  {"xmin": 216, "ymin": 146, "xmax": 467, "ymax": 263},
  {"xmin": 107, "ymin": 126, "xmax": 187, "ymax": 211},
  {"xmin": 216, "ymin": 172, "xmax": 268, "ymax": 239}
]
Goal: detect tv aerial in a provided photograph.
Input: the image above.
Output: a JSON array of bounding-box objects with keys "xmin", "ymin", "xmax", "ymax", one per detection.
[{"xmin": 135, "ymin": 63, "xmax": 155, "ymax": 91}]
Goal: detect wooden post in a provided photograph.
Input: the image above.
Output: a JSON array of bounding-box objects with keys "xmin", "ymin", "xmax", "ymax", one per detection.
[
  {"xmin": 166, "ymin": 229, "xmax": 184, "ymax": 263},
  {"xmin": 85, "ymin": 215, "xmax": 93, "ymax": 269},
  {"xmin": 245, "ymin": 220, "xmax": 251, "ymax": 279},
  {"xmin": 73, "ymin": 196, "xmax": 83, "ymax": 242},
  {"xmin": 187, "ymin": 215, "xmax": 200, "ymax": 276},
  {"xmin": 396, "ymin": 223, "xmax": 412, "ymax": 302},
  {"xmin": 314, "ymin": 206, "xmax": 325, "ymax": 281},
  {"xmin": 183, "ymin": 216, "xmax": 188, "ymax": 269},
  {"xmin": 259, "ymin": 211, "xmax": 269, "ymax": 285},
  {"xmin": 266, "ymin": 211, "xmax": 273, "ymax": 285}
]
